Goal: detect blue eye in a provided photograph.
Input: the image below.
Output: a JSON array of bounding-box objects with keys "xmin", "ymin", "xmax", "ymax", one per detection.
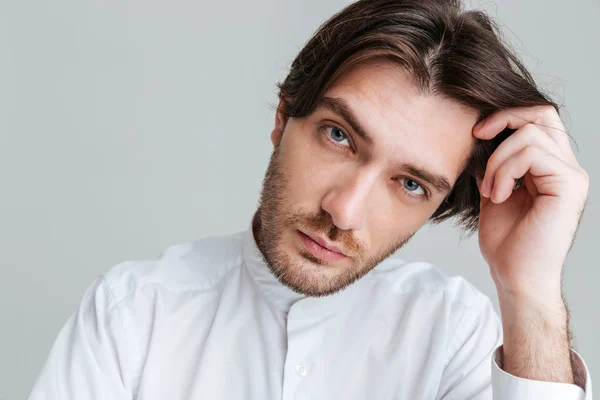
[
  {"xmin": 326, "ymin": 126, "xmax": 350, "ymax": 147},
  {"xmin": 402, "ymin": 178, "xmax": 425, "ymax": 195}
]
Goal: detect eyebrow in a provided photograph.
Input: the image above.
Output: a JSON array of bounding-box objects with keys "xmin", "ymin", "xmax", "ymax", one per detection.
[
  {"xmin": 317, "ymin": 96, "xmax": 453, "ymax": 195},
  {"xmin": 317, "ymin": 96, "xmax": 374, "ymax": 145},
  {"xmin": 403, "ymin": 163, "xmax": 453, "ymax": 195}
]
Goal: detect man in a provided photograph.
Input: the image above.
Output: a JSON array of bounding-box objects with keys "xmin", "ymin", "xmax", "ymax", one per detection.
[{"xmin": 29, "ymin": 0, "xmax": 593, "ymax": 398}]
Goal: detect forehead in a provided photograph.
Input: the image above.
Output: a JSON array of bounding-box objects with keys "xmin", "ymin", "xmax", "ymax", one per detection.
[{"xmin": 322, "ymin": 59, "xmax": 478, "ymax": 182}]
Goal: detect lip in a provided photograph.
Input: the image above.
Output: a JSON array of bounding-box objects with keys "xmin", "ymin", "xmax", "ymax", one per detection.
[{"xmin": 297, "ymin": 230, "xmax": 348, "ymax": 262}]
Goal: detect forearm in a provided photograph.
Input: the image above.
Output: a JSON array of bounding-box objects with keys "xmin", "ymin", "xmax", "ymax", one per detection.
[{"xmin": 498, "ymin": 291, "xmax": 575, "ymax": 385}]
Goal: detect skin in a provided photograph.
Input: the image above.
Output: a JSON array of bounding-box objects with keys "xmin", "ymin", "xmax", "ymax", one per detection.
[
  {"xmin": 475, "ymin": 107, "xmax": 588, "ymax": 385},
  {"xmin": 256, "ymin": 58, "xmax": 589, "ymax": 387},
  {"xmin": 255, "ymin": 59, "xmax": 477, "ymax": 296}
]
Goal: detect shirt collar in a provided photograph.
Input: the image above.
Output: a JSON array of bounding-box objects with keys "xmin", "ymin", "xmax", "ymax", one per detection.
[{"xmin": 242, "ymin": 212, "xmax": 368, "ymax": 317}]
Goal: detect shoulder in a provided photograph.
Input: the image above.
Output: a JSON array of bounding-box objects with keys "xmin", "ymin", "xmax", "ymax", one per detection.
[
  {"xmin": 101, "ymin": 230, "xmax": 246, "ymax": 301},
  {"xmin": 364, "ymin": 257, "xmax": 502, "ymax": 351},
  {"xmin": 367, "ymin": 256, "xmax": 495, "ymax": 314}
]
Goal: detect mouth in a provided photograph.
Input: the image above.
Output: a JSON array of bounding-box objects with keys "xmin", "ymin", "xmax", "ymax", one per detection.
[{"xmin": 296, "ymin": 230, "xmax": 349, "ymax": 262}]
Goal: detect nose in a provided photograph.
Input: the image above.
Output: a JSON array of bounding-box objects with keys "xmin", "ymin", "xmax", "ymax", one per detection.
[{"xmin": 321, "ymin": 169, "xmax": 377, "ymax": 231}]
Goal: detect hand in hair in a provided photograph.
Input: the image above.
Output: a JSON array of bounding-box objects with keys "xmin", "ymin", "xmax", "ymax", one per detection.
[
  {"xmin": 474, "ymin": 105, "xmax": 586, "ymax": 298},
  {"xmin": 473, "ymin": 105, "xmax": 588, "ymax": 386}
]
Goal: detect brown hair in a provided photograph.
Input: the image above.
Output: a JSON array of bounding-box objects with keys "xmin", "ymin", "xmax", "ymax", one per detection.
[{"xmin": 276, "ymin": 0, "xmax": 560, "ymax": 233}]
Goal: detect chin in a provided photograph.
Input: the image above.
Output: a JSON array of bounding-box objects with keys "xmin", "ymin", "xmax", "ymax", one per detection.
[{"xmin": 277, "ymin": 245, "xmax": 358, "ymax": 296}]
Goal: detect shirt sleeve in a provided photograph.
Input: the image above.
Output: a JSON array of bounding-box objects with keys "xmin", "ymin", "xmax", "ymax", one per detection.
[
  {"xmin": 437, "ymin": 298, "xmax": 593, "ymax": 400},
  {"xmin": 28, "ymin": 276, "xmax": 140, "ymax": 399},
  {"xmin": 492, "ymin": 345, "xmax": 593, "ymax": 399}
]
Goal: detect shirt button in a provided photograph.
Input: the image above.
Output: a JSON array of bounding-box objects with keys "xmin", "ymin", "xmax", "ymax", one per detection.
[{"xmin": 295, "ymin": 363, "xmax": 308, "ymax": 377}]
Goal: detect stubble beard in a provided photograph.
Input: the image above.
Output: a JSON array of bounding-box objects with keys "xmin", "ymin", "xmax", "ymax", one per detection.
[{"xmin": 254, "ymin": 144, "xmax": 415, "ymax": 296}]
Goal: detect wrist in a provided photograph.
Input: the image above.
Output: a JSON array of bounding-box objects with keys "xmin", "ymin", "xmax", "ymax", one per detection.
[
  {"xmin": 498, "ymin": 289, "xmax": 568, "ymax": 330},
  {"xmin": 494, "ymin": 276, "xmax": 563, "ymax": 308}
]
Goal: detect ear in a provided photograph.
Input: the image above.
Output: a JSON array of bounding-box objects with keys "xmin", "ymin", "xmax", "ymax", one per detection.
[{"xmin": 270, "ymin": 99, "xmax": 288, "ymax": 147}]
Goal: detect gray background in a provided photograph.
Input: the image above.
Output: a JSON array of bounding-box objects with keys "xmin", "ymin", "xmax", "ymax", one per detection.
[{"xmin": 1, "ymin": 0, "xmax": 598, "ymax": 398}]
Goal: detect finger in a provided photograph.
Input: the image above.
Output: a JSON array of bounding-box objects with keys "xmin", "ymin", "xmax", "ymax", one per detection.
[
  {"xmin": 490, "ymin": 146, "xmax": 566, "ymax": 203},
  {"xmin": 480, "ymin": 123, "xmax": 564, "ymax": 197},
  {"xmin": 473, "ymin": 106, "xmax": 575, "ymax": 161},
  {"xmin": 523, "ymin": 173, "xmax": 538, "ymax": 198},
  {"xmin": 475, "ymin": 175, "xmax": 483, "ymax": 192}
]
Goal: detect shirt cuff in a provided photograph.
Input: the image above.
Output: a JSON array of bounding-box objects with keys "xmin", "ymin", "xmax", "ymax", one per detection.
[{"xmin": 491, "ymin": 345, "xmax": 593, "ymax": 399}]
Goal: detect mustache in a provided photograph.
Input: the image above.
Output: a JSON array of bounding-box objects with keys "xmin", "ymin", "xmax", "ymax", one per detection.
[{"xmin": 284, "ymin": 209, "xmax": 366, "ymax": 258}]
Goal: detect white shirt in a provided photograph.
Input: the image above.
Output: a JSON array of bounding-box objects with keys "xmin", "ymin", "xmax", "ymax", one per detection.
[{"xmin": 29, "ymin": 223, "xmax": 593, "ymax": 399}]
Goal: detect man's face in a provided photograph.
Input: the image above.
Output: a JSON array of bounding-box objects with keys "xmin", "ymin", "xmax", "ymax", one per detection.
[{"xmin": 256, "ymin": 59, "xmax": 478, "ymax": 296}]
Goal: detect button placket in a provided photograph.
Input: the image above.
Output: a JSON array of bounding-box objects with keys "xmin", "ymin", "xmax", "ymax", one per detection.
[{"xmin": 282, "ymin": 302, "xmax": 320, "ymax": 399}]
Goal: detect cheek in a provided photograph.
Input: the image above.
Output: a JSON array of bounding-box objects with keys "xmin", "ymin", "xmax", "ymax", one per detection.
[
  {"xmin": 284, "ymin": 159, "xmax": 338, "ymax": 209},
  {"xmin": 366, "ymin": 194, "xmax": 442, "ymax": 249},
  {"xmin": 277, "ymin": 130, "xmax": 335, "ymax": 206},
  {"xmin": 367, "ymin": 207, "xmax": 428, "ymax": 242}
]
